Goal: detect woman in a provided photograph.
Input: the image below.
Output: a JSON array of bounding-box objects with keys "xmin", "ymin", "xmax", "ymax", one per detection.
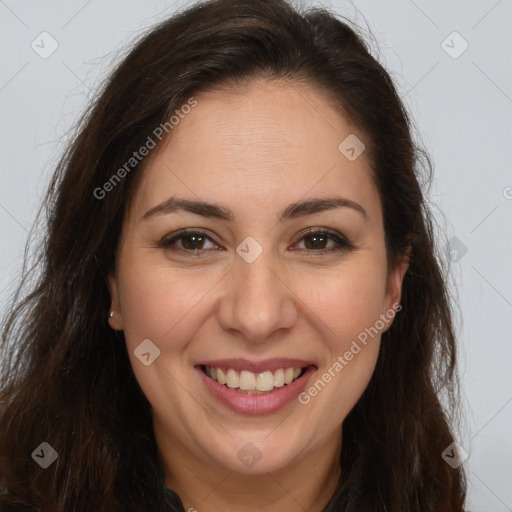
[{"xmin": 0, "ymin": 0, "xmax": 467, "ymax": 510}]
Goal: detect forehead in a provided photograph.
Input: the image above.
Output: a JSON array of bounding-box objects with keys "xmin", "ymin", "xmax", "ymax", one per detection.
[{"xmin": 129, "ymin": 79, "xmax": 380, "ymax": 226}]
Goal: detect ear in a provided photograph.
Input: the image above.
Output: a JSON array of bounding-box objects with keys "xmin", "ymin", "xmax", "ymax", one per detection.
[
  {"xmin": 382, "ymin": 247, "xmax": 410, "ymax": 329},
  {"xmin": 107, "ymin": 273, "xmax": 124, "ymax": 330}
]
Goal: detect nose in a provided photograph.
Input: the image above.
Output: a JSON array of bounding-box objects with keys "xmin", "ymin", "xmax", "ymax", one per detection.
[{"xmin": 216, "ymin": 252, "xmax": 298, "ymax": 343}]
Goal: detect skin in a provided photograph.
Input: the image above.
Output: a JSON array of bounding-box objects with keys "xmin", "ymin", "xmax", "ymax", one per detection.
[{"xmin": 108, "ymin": 79, "xmax": 409, "ymax": 512}]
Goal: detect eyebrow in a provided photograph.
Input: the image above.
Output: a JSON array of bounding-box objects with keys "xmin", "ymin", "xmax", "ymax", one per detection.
[{"xmin": 141, "ymin": 195, "xmax": 368, "ymax": 223}]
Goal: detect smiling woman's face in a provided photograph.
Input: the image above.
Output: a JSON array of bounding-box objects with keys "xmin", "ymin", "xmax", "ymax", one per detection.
[{"xmin": 108, "ymin": 79, "xmax": 407, "ymax": 480}]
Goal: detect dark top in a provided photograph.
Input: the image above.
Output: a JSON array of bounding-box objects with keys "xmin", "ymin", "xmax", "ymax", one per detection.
[
  {"xmin": 163, "ymin": 487, "xmax": 186, "ymax": 512},
  {"xmin": 163, "ymin": 476, "xmax": 361, "ymax": 511}
]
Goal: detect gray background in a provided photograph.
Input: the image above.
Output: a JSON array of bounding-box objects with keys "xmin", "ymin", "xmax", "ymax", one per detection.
[{"xmin": 1, "ymin": 0, "xmax": 511, "ymax": 509}]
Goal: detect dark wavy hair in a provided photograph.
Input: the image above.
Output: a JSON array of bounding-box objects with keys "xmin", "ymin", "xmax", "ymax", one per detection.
[{"xmin": 0, "ymin": 0, "xmax": 466, "ymax": 510}]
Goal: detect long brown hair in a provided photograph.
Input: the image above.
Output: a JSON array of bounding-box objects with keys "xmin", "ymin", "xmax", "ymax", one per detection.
[{"xmin": 0, "ymin": 0, "xmax": 466, "ymax": 510}]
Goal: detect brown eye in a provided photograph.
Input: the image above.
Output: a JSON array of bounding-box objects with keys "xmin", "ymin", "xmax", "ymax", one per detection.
[
  {"xmin": 157, "ymin": 230, "xmax": 220, "ymax": 255},
  {"xmin": 302, "ymin": 232, "xmax": 331, "ymax": 250},
  {"xmin": 176, "ymin": 233, "xmax": 207, "ymax": 250},
  {"xmin": 292, "ymin": 229, "xmax": 353, "ymax": 255}
]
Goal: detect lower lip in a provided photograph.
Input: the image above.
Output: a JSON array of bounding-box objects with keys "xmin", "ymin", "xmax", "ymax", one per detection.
[{"xmin": 196, "ymin": 366, "xmax": 316, "ymax": 415}]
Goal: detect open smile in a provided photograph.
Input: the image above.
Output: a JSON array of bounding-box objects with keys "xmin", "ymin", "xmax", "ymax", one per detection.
[{"xmin": 195, "ymin": 358, "xmax": 317, "ymax": 415}]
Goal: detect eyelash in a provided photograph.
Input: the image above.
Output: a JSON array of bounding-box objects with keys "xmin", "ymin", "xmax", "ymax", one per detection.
[{"xmin": 157, "ymin": 228, "xmax": 354, "ymax": 257}]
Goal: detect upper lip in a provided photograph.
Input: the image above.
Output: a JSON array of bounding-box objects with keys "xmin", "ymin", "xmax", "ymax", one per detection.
[{"xmin": 195, "ymin": 358, "xmax": 316, "ymax": 373}]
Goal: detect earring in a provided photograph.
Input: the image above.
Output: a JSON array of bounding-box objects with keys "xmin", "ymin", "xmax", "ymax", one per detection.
[{"xmin": 109, "ymin": 311, "xmax": 114, "ymax": 318}]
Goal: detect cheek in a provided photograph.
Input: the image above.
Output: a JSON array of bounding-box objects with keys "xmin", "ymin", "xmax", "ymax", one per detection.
[
  {"xmin": 117, "ymin": 255, "xmax": 220, "ymax": 351},
  {"xmin": 294, "ymin": 262, "xmax": 386, "ymax": 430},
  {"xmin": 295, "ymin": 258, "xmax": 388, "ymax": 350}
]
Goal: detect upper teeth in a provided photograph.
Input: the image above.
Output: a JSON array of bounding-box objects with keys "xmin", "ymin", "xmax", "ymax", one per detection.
[{"xmin": 205, "ymin": 366, "xmax": 303, "ymax": 391}]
